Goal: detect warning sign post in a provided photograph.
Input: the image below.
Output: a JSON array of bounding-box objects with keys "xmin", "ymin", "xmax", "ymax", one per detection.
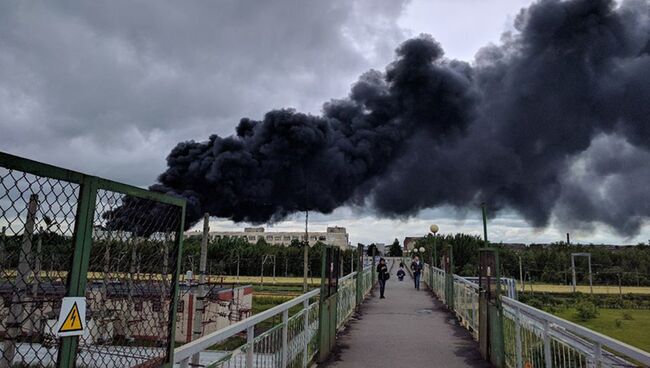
[{"xmin": 55, "ymin": 297, "xmax": 86, "ymax": 337}]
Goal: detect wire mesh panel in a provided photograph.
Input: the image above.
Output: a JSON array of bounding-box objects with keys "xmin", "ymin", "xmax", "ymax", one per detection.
[
  {"xmin": 78, "ymin": 188, "xmax": 182, "ymax": 367},
  {"xmin": 0, "ymin": 152, "xmax": 185, "ymax": 368},
  {"xmin": 335, "ymin": 277, "xmax": 356, "ymax": 330},
  {"xmin": 0, "ymin": 164, "xmax": 80, "ymax": 367}
]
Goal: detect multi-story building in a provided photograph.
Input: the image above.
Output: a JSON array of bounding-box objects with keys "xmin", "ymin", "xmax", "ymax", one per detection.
[{"xmin": 185, "ymin": 226, "xmax": 350, "ymax": 249}]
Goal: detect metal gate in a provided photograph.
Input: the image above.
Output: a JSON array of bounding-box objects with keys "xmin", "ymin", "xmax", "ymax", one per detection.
[{"xmin": 0, "ymin": 152, "xmax": 185, "ymax": 368}]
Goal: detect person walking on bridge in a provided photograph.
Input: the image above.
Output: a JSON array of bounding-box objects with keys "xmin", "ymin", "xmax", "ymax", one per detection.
[
  {"xmin": 376, "ymin": 258, "xmax": 389, "ymax": 298},
  {"xmin": 411, "ymin": 256, "xmax": 422, "ymax": 290}
]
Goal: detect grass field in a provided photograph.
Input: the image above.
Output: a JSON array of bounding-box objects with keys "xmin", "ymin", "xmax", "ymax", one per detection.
[
  {"xmin": 523, "ymin": 284, "xmax": 650, "ymax": 295},
  {"xmin": 554, "ymin": 308, "xmax": 650, "ymax": 352}
]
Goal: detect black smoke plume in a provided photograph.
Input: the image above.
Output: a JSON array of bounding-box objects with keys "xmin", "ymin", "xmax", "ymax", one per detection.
[{"xmin": 149, "ymin": 0, "xmax": 650, "ymax": 236}]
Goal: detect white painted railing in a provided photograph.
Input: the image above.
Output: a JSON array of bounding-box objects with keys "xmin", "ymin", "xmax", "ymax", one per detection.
[
  {"xmin": 175, "ymin": 266, "xmax": 374, "ymax": 368},
  {"xmin": 417, "ymin": 261, "xmax": 650, "ymax": 367},
  {"xmin": 502, "ymin": 296, "xmax": 650, "ymax": 368}
]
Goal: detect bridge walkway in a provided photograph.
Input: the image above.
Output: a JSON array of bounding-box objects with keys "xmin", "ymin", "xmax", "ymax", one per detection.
[{"xmin": 322, "ymin": 261, "xmax": 491, "ymax": 368}]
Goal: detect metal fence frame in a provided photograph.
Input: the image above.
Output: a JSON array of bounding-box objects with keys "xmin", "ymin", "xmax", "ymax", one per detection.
[{"xmin": 0, "ymin": 152, "xmax": 186, "ymax": 367}]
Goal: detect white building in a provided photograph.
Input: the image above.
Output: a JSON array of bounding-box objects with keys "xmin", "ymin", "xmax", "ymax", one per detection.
[{"xmin": 185, "ymin": 226, "xmax": 350, "ymax": 249}]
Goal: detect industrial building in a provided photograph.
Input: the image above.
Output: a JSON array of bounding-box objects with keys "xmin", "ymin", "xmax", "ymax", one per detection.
[{"xmin": 186, "ymin": 226, "xmax": 351, "ymax": 249}]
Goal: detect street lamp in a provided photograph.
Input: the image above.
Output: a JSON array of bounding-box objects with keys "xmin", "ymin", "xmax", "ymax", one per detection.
[{"xmin": 429, "ymin": 224, "xmax": 439, "ymax": 268}]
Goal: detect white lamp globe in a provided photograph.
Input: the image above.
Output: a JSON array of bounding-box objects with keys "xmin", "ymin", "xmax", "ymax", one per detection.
[
  {"xmin": 430, "ymin": 224, "xmax": 439, "ymax": 234},
  {"xmin": 419, "ymin": 247, "xmax": 425, "ymax": 253}
]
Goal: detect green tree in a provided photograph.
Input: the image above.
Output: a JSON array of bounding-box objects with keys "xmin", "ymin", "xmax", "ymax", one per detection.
[{"xmin": 388, "ymin": 238, "xmax": 403, "ymax": 257}]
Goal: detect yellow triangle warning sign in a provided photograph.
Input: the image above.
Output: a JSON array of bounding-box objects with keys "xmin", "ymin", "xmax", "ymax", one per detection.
[{"xmin": 58, "ymin": 302, "xmax": 83, "ymax": 333}]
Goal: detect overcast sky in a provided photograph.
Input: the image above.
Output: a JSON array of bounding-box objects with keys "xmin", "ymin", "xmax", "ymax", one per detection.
[{"xmin": 1, "ymin": 0, "xmax": 647, "ymax": 245}]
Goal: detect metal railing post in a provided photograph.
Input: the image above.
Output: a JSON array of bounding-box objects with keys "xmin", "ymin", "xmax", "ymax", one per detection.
[
  {"xmin": 515, "ymin": 307, "xmax": 522, "ymax": 368},
  {"xmin": 593, "ymin": 342, "xmax": 602, "ymax": 368},
  {"xmin": 543, "ymin": 320, "xmax": 552, "ymax": 368},
  {"xmin": 246, "ymin": 325, "xmax": 254, "ymax": 368},
  {"xmin": 282, "ymin": 309, "xmax": 289, "ymax": 368},
  {"xmin": 58, "ymin": 176, "xmax": 98, "ymax": 368},
  {"xmin": 303, "ymin": 300, "xmax": 309, "ymax": 367}
]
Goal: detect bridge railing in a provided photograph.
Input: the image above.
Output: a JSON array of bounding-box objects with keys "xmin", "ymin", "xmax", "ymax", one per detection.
[
  {"xmin": 502, "ymin": 296, "xmax": 650, "ymax": 368},
  {"xmin": 174, "ymin": 265, "xmax": 374, "ymax": 368},
  {"xmin": 415, "ymin": 261, "xmax": 650, "ymax": 367},
  {"xmin": 453, "ymin": 274, "xmax": 480, "ymax": 339}
]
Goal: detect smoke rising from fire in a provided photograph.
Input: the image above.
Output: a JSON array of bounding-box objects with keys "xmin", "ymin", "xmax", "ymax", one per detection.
[{"xmin": 153, "ymin": 0, "xmax": 650, "ymax": 236}]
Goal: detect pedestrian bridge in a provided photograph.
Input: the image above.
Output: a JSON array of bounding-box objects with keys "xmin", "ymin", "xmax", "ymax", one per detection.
[
  {"xmin": 175, "ymin": 258, "xmax": 650, "ymax": 368},
  {"xmin": 4, "ymin": 153, "xmax": 649, "ymax": 368}
]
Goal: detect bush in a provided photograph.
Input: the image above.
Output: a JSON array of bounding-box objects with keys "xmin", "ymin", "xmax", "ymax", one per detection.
[
  {"xmin": 622, "ymin": 300, "xmax": 635, "ymax": 309},
  {"xmin": 622, "ymin": 311, "xmax": 634, "ymax": 320},
  {"xmin": 615, "ymin": 319, "xmax": 623, "ymax": 328},
  {"xmin": 526, "ymin": 297, "xmax": 544, "ymax": 310},
  {"xmin": 575, "ymin": 300, "xmax": 599, "ymax": 321}
]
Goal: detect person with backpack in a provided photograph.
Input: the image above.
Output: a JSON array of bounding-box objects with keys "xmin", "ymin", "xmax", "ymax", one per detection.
[
  {"xmin": 377, "ymin": 258, "xmax": 389, "ymax": 299},
  {"xmin": 411, "ymin": 256, "xmax": 423, "ymax": 290}
]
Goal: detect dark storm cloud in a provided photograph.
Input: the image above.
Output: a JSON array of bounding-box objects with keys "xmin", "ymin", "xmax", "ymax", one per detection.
[
  {"xmin": 0, "ymin": 0, "xmax": 407, "ymax": 185},
  {"xmin": 372, "ymin": 0, "xmax": 650, "ymax": 235},
  {"xmin": 152, "ymin": 0, "xmax": 650, "ymax": 236}
]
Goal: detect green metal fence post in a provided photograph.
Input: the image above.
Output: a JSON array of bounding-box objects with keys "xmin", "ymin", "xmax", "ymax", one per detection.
[
  {"xmin": 429, "ymin": 253, "xmax": 434, "ymax": 289},
  {"xmin": 57, "ymin": 175, "xmax": 98, "ymax": 368},
  {"xmin": 446, "ymin": 244, "xmax": 454, "ymax": 310},
  {"xmin": 318, "ymin": 246, "xmax": 331, "ymax": 362},
  {"xmin": 165, "ymin": 202, "xmax": 186, "ymax": 367},
  {"xmin": 356, "ymin": 245, "xmax": 363, "ymax": 305},
  {"xmin": 371, "ymin": 248, "xmax": 376, "ymax": 286},
  {"xmin": 491, "ymin": 249, "xmax": 505, "ymax": 368}
]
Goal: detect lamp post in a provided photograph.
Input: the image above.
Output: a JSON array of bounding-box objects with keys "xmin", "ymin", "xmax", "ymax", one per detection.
[{"xmin": 430, "ymin": 224, "xmax": 439, "ymax": 268}]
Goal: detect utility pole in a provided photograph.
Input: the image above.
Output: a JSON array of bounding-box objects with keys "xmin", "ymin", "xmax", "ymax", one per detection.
[
  {"xmin": 2, "ymin": 195, "xmax": 38, "ymax": 368},
  {"xmin": 618, "ymin": 271, "xmax": 622, "ymax": 300},
  {"xmin": 571, "ymin": 255, "xmax": 577, "ymax": 293},
  {"xmin": 519, "ymin": 256, "xmax": 524, "ymax": 293},
  {"xmin": 481, "ymin": 203, "xmax": 489, "ymax": 246},
  {"xmin": 29, "ymin": 226, "xmax": 43, "ymax": 334},
  {"xmin": 272, "ymin": 255, "xmax": 276, "ymax": 284},
  {"xmin": 571, "ymin": 253, "xmax": 593, "ymax": 295},
  {"xmin": 236, "ymin": 251, "xmax": 240, "ymax": 283},
  {"xmin": 0, "ymin": 226, "xmax": 5, "ymax": 269},
  {"xmin": 588, "ymin": 254, "xmax": 593, "ymax": 295},
  {"xmin": 191, "ymin": 213, "xmax": 210, "ymax": 366},
  {"xmin": 566, "ymin": 233, "xmax": 570, "ymax": 244},
  {"xmin": 303, "ymin": 210, "xmax": 309, "ymax": 293}
]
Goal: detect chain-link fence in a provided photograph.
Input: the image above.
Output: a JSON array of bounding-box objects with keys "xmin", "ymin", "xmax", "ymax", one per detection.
[{"xmin": 0, "ymin": 152, "xmax": 185, "ymax": 368}]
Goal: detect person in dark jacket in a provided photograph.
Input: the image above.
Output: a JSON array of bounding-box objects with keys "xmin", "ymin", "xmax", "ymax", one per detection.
[
  {"xmin": 377, "ymin": 258, "xmax": 389, "ymax": 298},
  {"xmin": 411, "ymin": 256, "xmax": 422, "ymax": 290},
  {"xmin": 396, "ymin": 266, "xmax": 406, "ymax": 281}
]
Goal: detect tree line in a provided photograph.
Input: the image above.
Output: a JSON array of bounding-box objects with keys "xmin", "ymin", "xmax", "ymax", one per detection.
[{"xmin": 409, "ymin": 234, "xmax": 650, "ymax": 286}]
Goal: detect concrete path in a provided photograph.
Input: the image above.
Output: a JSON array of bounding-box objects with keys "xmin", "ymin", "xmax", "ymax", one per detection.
[{"xmin": 322, "ymin": 261, "xmax": 491, "ymax": 368}]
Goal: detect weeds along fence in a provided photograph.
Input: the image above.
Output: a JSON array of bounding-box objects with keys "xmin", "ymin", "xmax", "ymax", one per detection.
[
  {"xmin": 174, "ymin": 265, "xmax": 374, "ymax": 368},
  {"xmin": 0, "ymin": 152, "xmax": 185, "ymax": 368},
  {"xmin": 415, "ymin": 261, "xmax": 650, "ymax": 367}
]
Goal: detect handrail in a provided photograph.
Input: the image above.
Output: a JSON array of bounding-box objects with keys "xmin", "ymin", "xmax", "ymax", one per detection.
[
  {"xmin": 339, "ymin": 271, "xmax": 357, "ymax": 282},
  {"xmin": 174, "ymin": 288, "xmax": 320, "ymax": 362},
  {"xmin": 501, "ymin": 296, "xmax": 650, "ymax": 366},
  {"xmin": 174, "ymin": 267, "xmax": 375, "ymax": 366}
]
